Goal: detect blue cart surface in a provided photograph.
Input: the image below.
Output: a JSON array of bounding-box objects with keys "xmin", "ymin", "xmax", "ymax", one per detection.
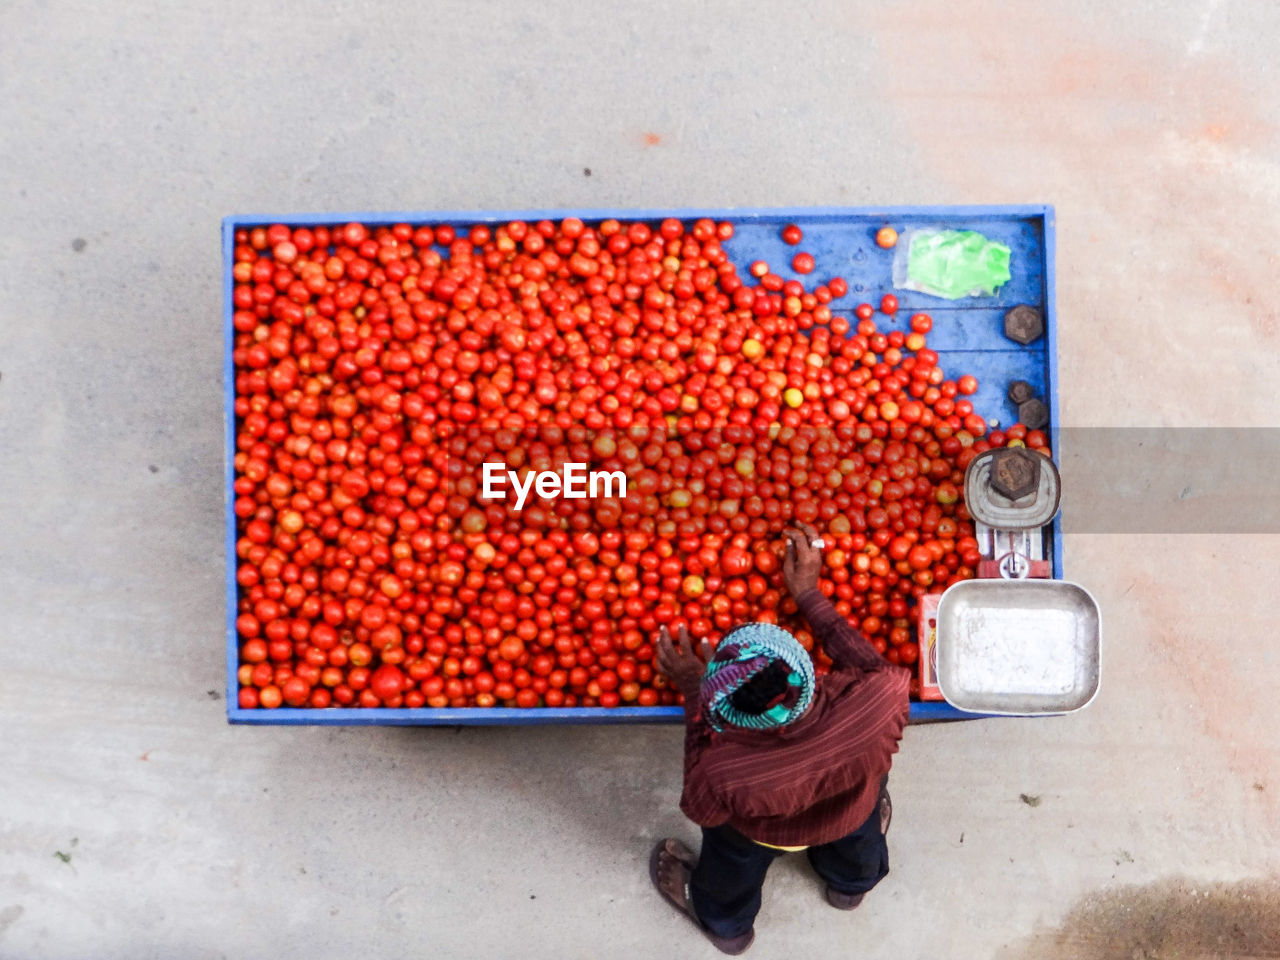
[{"xmin": 225, "ymin": 205, "xmax": 1059, "ymax": 725}]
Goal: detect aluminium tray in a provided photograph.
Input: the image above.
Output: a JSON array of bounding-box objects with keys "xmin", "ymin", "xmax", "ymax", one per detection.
[{"xmin": 935, "ymin": 578, "xmax": 1100, "ymax": 715}]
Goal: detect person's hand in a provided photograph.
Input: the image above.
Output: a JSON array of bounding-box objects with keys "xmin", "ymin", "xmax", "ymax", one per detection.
[
  {"xmin": 783, "ymin": 522, "xmax": 825, "ymax": 599},
  {"xmin": 655, "ymin": 623, "xmax": 714, "ymax": 700}
]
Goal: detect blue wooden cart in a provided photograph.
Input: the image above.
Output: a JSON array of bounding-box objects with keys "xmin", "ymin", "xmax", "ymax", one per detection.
[{"xmin": 223, "ymin": 205, "xmax": 1059, "ymax": 724}]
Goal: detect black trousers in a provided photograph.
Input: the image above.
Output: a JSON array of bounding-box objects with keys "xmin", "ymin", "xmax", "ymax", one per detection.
[{"xmin": 688, "ymin": 786, "xmax": 889, "ymax": 939}]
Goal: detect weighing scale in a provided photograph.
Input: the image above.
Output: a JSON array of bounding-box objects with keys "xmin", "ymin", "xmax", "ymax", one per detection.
[{"xmin": 919, "ymin": 445, "xmax": 1101, "ymax": 714}]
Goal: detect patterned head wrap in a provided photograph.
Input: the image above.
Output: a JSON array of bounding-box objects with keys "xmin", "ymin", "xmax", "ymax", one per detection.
[{"xmin": 700, "ymin": 622, "xmax": 815, "ymax": 732}]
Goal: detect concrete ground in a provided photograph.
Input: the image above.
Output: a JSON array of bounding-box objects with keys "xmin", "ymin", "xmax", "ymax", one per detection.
[{"xmin": 3, "ymin": 1, "xmax": 1279, "ymax": 957}]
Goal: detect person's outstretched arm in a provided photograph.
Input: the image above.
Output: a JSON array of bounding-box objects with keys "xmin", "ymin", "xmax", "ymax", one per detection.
[
  {"xmin": 656, "ymin": 624, "xmax": 733, "ymax": 827},
  {"xmin": 783, "ymin": 523, "xmax": 892, "ymax": 674}
]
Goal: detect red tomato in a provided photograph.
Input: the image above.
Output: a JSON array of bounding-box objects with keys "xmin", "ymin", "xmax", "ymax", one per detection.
[
  {"xmin": 282, "ymin": 676, "xmax": 311, "ymax": 706},
  {"xmin": 754, "ymin": 549, "xmax": 779, "ymax": 575},
  {"xmin": 781, "ymin": 224, "xmax": 803, "ymax": 245},
  {"xmin": 964, "ymin": 413, "xmax": 988, "ymax": 436},
  {"xmin": 258, "ymin": 685, "xmax": 283, "ymax": 709},
  {"xmin": 720, "ymin": 548, "xmax": 752, "ymax": 577},
  {"xmin": 880, "ymin": 294, "xmax": 898, "ymax": 315},
  {"xmin": 791, "ymin": 252, "xmax": 815, "ymax": 275},
  {"xmin": 370, "ymin": 665, "xmax": 405, "ymax": 703},
  {"xmin": 907, "ymin": 546, "xmax": 934, "ymax": 570}
]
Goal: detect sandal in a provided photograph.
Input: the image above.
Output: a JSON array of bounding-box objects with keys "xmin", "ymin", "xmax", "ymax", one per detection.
[{"xmin": 649, "ymin": 839, "xmax": 755, "ymax": 955}]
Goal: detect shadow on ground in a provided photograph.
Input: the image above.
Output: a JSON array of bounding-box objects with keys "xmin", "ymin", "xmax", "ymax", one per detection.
[{"xmin": 999, "ymin": 876, "xmax": 1280, "ymax": 959}]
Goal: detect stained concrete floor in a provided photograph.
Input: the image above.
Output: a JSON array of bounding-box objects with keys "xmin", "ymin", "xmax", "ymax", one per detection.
[{"xmin": 3, "ymin": 1, "xmax": 1280, "ymax": 958}]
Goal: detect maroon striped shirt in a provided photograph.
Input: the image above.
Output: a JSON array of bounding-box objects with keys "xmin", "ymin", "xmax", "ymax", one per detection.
[{"xmin": 679, "ymin": 589, "xmax": 911, "ymax": 848}]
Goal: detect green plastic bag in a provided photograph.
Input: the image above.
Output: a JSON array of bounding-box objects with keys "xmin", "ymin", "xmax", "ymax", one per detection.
[{"xmin": 896, "ymin": 229, "xmax": 1012, "ymax": 299}]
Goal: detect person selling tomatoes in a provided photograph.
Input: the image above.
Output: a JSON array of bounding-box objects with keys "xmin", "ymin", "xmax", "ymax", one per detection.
[{"xmin": 649, "ymin": 522, "xmax": 910, "ymax": 955}]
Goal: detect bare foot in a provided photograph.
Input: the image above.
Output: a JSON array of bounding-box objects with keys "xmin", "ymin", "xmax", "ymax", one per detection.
[
  {"xmin": 651, "ymin": 839, "xmax": 755, "ymax": 955},
  {"xmin": 657, "ymin": 839, "xmax": 694, "ymax": 912}
]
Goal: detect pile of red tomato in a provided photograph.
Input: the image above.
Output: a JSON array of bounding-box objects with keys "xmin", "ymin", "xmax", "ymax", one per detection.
[{"xmin": 230, "ymin": 217, "xmax": 1049, "ymax": 710}]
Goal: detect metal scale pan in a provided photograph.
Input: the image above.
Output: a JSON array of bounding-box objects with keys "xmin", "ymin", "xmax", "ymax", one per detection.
[{"xmin": 935, "ymin": 579, "xmax": 1101, "ymax": 714}]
